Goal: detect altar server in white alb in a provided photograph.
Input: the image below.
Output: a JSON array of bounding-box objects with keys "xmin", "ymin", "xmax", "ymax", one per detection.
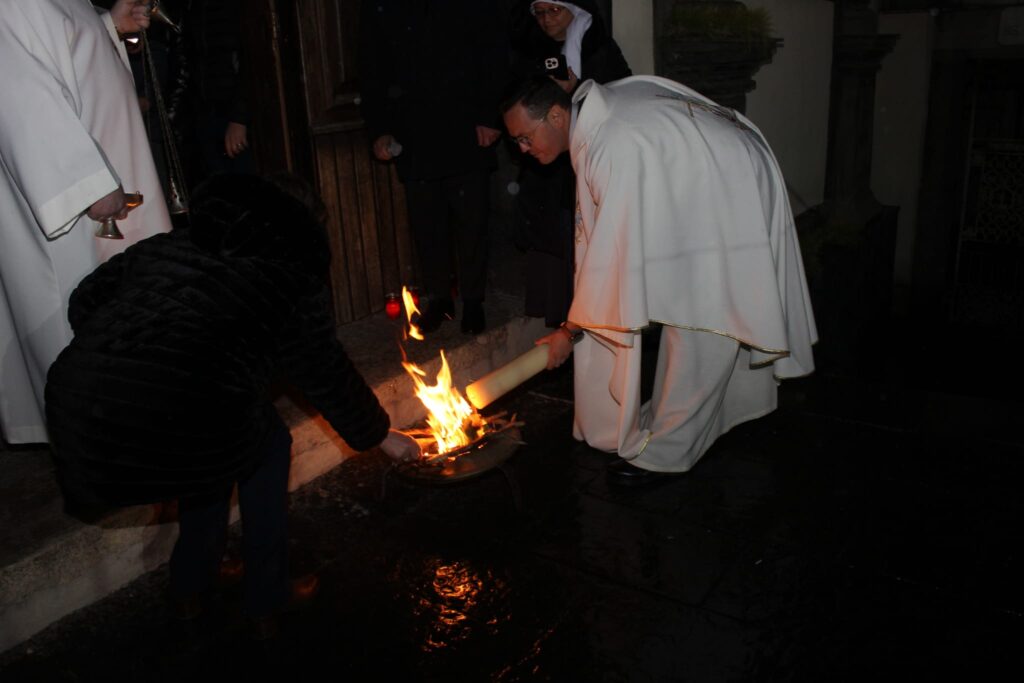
[
  {"xmin": 0, "ymin": 0, "xmax": 171, "ymax": 444},
  {"xmin": 502, "ymin": 75, "xmax": 817, "ymax": 484}
]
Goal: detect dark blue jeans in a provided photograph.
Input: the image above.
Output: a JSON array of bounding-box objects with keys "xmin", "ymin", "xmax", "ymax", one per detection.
[{"xmin": 169, "ymin": 417, "xmax": 292, "ymax": 616}]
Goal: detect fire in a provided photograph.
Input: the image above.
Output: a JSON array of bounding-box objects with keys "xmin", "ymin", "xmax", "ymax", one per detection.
[
  {"xmin": 402, "ymin": 286, "xmax": 424, "ymax": 341},
  {"xmin": 395, "ymin": 285, "xmax": 488, "ymax": 458},
  {"xmin": 402, "ymin": 350, "xmax": 489, "ymax": 457}
]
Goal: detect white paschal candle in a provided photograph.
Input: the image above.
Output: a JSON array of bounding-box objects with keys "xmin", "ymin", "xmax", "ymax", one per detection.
[{"xmin": 465, "ymin": 344, "xmax": 550, "ymax": 410}]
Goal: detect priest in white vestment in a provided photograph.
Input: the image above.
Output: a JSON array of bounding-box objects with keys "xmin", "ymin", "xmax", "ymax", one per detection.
[
  {"xmin": 502, "ymin": 75, "xmax": 817, "ymax": 483},
  {"xmin": 0, "ymin": 0, "xmax": 171, "ymax": 444}
]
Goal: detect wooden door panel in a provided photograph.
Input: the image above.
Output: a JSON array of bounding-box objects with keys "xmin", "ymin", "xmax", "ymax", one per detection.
[
  {"xmin": 352, "ymin": 132, "xmax": 385, "ymax": 305},
  {"xmin": 372, "ymin": 160, "xmax": 416, "ymax": 298},
  {"xmin": 292, "ymin": 0, "xmax": 413, "ymax": 323},
  {"xmin": 334, "ymin": 133, "xmax": 371, "ymax": 320},
  {"xmin": 314, "ymin": 130, "xmax": 416, "ymax": 323},
  {"xmin": 295, "ymin": 0, "xmax": 362, "ymax": 132},
  {"xmin": 313, "ymin": 135, "xmax": 353, "ymax": 322}
]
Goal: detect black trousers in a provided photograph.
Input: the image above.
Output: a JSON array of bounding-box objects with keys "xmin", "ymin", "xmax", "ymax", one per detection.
[
  {"xmin": 189, "ymin": 110, "xmax": 255, "ymax": 189},
  {"xmin": 169, "ymin": 417, "xmax": 292, "ymax": 616},
  {"xmin": 403, "ymin": 171, "xmax": 490, "ymax": 303}
]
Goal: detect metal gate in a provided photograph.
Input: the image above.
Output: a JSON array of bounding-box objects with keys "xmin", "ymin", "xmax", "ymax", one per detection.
[{"xmin": 951, "ymin": 68, "xmax": 1024, "ymax": 330}]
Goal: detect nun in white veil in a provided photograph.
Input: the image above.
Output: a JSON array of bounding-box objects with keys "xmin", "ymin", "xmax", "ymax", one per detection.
[{"xmin": 529, "ymin": 1, "xmax": 594, "ymax": 88}]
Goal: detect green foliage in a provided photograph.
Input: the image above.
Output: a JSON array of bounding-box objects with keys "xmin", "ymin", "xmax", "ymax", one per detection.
[{"xmin": 669, "ymin": 1, "xmax": 773, "ymax": 42}]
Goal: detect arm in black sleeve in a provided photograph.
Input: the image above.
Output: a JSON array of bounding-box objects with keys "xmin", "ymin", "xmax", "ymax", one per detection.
[
  {"xmin": 227, "ymin": 26, "xmax": 249, "ymax": 125},
  {"xmin": 472, "ymin": 5, "xmax": 511, "ymax": 129},
  {"xmin": 357, "ymin": 0, "xmax": 394, "ymax": 139},
  {"xmin": 226, "ymin": 4, "xmax": 250, "ymax": 126},
  {"xmin": 582, "ymin": 35, "xmax": 632, "ymax": 84},
  {"xmin": 277, "ymin": 285, "xmax": 390, "ymax": 452}
]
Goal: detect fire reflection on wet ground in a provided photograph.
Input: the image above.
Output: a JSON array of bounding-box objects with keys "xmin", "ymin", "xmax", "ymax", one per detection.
[{"xmin": 399, "ymin": 557, "xmax": 511, "ymax": 653}]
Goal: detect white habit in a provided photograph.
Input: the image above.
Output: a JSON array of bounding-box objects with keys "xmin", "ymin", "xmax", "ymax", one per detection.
[
  {"xmin": 567, "ymin": 76, "xmax": 817, "ymax": 471},
  {"xmin": 0, "ymin": 0, "xmax": 172, "ymax": 443}
]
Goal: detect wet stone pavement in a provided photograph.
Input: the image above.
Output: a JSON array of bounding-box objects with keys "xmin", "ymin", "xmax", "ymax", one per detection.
[{"xmin": 2, "ymin": 359, "xmax": 1023, "ymax": 681}]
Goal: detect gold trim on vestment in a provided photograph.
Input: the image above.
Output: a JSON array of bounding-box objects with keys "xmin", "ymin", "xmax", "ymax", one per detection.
[
  {"xmin": 653, "ymin": 320, "xmax": 792, "ymax": 362},
  {"xmin": 572, "ymin": 319, "xmax": 792, "ymax": 359},
  {"xmin": 657, "ymin": 93, "xmax": 751, "ymax": 133},
  {"xmin": 634, "ymin": 431, "xmax": 654, "ymax": 458}
]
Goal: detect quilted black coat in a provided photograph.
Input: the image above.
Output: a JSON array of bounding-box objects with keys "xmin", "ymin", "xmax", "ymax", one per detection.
[{"xmin": 46, "ymin": 175, "xmax": 390, "ymax": 507}]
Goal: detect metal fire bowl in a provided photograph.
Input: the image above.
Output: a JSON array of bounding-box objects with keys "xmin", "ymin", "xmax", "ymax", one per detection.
[{"xmin": 393, "ymin": 428, "xmax": 522, "ymax": 485}]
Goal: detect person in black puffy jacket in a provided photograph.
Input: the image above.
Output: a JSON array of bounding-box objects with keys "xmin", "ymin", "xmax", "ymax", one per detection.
[{"xmin": 46, "ymin": 173, "xmax": 420, "ymax": 628}]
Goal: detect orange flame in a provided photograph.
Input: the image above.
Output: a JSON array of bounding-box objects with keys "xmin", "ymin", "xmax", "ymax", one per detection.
[
  {"xmin": 396, "ymin": 285, "xmax": 488, "ymax": 457},
  {"xmin": 402, "ymin": 350, "xmax": 489, "ymax": 457},
  {"xmin": 402, "ymin": 286, "xmax": 423, "ymax": 341}
]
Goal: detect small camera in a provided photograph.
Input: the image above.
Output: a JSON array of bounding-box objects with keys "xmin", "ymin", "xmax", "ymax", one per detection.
[{"xmin": 541, "ymin": 54, "xmax": 569, "ymax": 80}]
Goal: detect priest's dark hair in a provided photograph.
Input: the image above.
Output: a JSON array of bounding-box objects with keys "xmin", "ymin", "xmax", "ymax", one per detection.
[{"xmin": 500, "ymin": 75, "xmax": 572, "ymax": 120}]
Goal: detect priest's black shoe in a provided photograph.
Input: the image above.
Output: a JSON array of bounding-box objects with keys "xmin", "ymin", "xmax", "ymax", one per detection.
[
  {"xmin": 607, "ymin": 459, "xmax": 679, "ymax": 486},
  {"xmin": 416, "ymin": 297, "xmax": 454, "ymax": 333},
  {"xmin": 461, "ymin": 300, "xmax": 485, "ymax": 334}
]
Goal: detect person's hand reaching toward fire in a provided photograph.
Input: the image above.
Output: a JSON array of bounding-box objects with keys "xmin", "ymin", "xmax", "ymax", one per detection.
[{"xmin": 379, "ymin": 429, "xmax": 422, "ymax": 463}]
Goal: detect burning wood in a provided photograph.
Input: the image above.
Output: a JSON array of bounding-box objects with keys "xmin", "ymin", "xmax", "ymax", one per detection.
[{"xmin": 402, "ymin": 411, "xmax": 524, "ymax": 466}]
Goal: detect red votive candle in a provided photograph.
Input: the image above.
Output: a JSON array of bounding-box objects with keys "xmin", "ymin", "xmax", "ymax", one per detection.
[{"xmin": 385, "ymin": 293, "xmax": 401, "ymax": 319}]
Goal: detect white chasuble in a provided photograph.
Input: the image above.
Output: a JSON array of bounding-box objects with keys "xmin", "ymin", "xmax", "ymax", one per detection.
[
  {"xmin": 0, "ymin": 0, "xmax": 171, "ymax": 443},
  {"xmin": 566, "ymin": 76, "xmax": 817, "ymax": 470}
]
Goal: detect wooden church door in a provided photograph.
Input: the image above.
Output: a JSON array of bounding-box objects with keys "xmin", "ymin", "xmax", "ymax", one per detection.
[{"xmin": 248, "ymin": 0, "xmax": 417, "ymax": 324}]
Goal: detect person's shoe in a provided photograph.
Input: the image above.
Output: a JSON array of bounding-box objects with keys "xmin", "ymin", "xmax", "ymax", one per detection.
[
  {"xmin": 461, "ymin": 300, "xmax": 485, "ymax": 335},
  {"xmin": 416, "ymin": 297, "xmax": 455, "ymax": 333},
  {"xmin": 606, "ymin": 459, "xmax": 680, "ymax": 486}
]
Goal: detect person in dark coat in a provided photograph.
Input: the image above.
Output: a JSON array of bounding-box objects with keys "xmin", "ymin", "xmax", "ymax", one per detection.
[
  {"xmin": 180, "ymin": 0, "xmax": 254, "ymax": 186},
  {"xmin": 358, "ymin": 0, "xmax": 508, "ymax": 335},
  {"xmin": 45, "ymin": 173, "xmax": 420, "ymax": 630},
  {"xmin": 509, "ymin": 0, "xmax": 630, "ymax": 327}
]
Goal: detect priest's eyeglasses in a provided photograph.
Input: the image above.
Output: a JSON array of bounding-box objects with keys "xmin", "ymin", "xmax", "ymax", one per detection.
[
  {"xmin": 511, "ymin": 114, "xmax": 548, "ymax": 149},
  {"xmin": 530, "ymin": 5, "xmax": 565, "ymax": 19}
]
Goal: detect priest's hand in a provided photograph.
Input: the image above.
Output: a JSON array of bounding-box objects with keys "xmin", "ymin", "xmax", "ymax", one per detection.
[
  {"xmin": 87, "ymin": 187, "xmax": 130, "ymax": 222},
  {"xmin": 111, "ymin": 0, "xmax": 152, "ymax": 35},
  {"xmin": 537, "ymin": 328, "xmax": 575, "ymax": 370},
  {"xmin": 379, "ymin": 429, "xmax": 422, "ymax": 464}
]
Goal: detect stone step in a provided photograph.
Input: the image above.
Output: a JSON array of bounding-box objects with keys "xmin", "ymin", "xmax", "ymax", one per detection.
[{"xmin": 0, "ymin": 299, "xmax": 546, "ymax": 652}]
